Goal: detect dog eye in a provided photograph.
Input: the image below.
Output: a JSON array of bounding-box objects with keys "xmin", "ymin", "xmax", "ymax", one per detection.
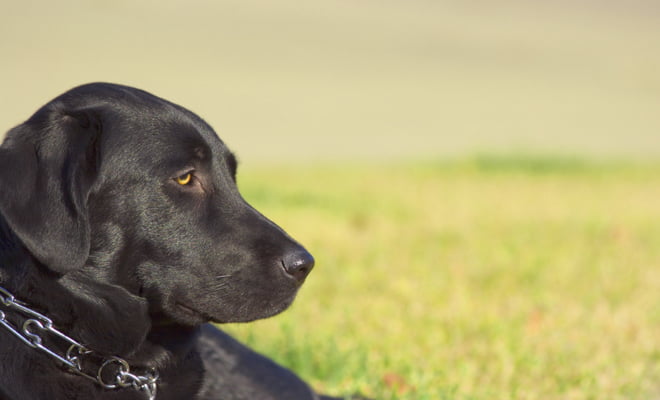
[{"xmin": 176, "ymin": 173, "xmax": 193, "ymax": 185}]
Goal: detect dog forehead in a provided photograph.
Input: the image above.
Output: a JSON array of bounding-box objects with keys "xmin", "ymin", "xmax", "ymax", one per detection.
[
  {"xmin": 103, "ymin": 114, "xmax": 230, "ymax": 171},
  {"xmin": 61, "ymin": 83, "xmax": 220, "ymax": 142},
  {"xmin": 45, "ymin": 82, "xmax": 234, "ymax": 174},
  {"xmin": 88, "ymin": 91, "xmax": 224, "ymax": 158}
]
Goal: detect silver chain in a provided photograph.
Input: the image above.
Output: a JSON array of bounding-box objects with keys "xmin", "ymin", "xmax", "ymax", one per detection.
[{"xmin": 0, "ymin": 286, "xmax": 158, "ymax": 400}]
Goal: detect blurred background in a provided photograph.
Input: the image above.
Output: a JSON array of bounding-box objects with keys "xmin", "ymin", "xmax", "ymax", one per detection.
[
  {"xmin": 2, "ymin": 2, "xmax": 660, "ymax": 399},
  {"xmin": 2, "ymin": 0, "xmax": 659, "ymax": 160}
]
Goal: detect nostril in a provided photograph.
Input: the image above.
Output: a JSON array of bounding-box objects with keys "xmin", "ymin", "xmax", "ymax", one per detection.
[{"xmin": 282, "ymin": 250, "xmax": 315, "ymax": 282}]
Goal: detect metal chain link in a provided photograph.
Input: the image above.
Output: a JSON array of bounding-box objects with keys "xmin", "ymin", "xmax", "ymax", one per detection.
[{"xmin": 0, "ymin": 286, "xmax": 158, "ymax": 400}]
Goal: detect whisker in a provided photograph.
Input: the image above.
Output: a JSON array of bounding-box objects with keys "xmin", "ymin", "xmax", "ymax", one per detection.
[{"xmin": 209, "ymin": 281, "xmax": 231, "ymax": 291}]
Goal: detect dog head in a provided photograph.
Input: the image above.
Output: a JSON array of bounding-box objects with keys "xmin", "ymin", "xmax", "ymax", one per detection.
[{"xmin": 0, "ymin": 83, "xmax": 314, "ymax": 326}]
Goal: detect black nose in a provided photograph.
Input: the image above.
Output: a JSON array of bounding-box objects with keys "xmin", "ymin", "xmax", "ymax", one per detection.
[{"xmin": 282, "ymin": 249, "xmax": 315, "ymax": 282}]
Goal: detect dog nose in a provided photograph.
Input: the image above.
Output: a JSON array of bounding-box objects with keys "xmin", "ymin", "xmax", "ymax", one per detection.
[{"xmin": 282, "ymin": 249, "xmax": 315, "ymax": 282}]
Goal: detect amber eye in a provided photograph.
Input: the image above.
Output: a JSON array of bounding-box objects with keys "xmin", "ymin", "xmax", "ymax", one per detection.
[{"xmin": 176, "ymin": 173, "xmax": 192, "ymax": 185}]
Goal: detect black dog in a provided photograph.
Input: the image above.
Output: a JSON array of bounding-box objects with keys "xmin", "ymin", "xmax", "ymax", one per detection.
[{"xmin": 0, "ymin": 83, "xmax": 339, "ymax": 400}]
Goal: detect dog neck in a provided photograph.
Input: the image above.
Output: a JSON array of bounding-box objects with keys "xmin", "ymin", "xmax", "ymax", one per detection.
[
  {"xmin": 0, "ymin": 214, "xmax": 206, "ymax": 399},
  {"xmin": 1, "ymin": 213, "xmax": 196, "ymax": 359},
  {"xmin": 0, "ymin": 214, "xmax": 30, "ymax": 291}
]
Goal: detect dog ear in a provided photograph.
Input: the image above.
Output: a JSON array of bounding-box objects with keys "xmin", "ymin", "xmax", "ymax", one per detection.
[{"xmin": 0, "ymin": 106, "xmax": 102, "ymax": 274}]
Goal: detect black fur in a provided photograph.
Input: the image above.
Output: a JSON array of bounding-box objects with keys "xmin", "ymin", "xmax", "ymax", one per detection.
[{"xmin": 0, "ymin": 83, "xmax": 339, "ymax": 400}]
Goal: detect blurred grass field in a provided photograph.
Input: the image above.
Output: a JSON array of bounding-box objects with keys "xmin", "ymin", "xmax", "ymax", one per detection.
[
  {"xmin": 2, "ymin": 0, "xmax": 660, "ymax": 161},
  {"xmin": 223, "ymin": 158, "xmax": 660, "ymax": 400}
]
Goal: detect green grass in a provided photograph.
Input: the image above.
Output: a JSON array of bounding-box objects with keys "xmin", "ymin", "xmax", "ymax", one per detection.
[{"xmin": 221, "ymin": 158, "xmax": 660, "ymax": 400}]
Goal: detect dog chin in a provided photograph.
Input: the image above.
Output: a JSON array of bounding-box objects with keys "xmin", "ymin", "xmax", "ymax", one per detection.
[
  {"xmin": 171, "ymin": 295, "xmax": 296, "ymax": 326},
  {"xmin": 228, "ymin": 300, "xmax": 296, "ymax": 323},
  {"xmin": 214, "ymin": 296, "xmax": 297, "ymax": 324},
  {"xmin": 170, "ymin": 302, "xmax": 215, "ymax": 326}
]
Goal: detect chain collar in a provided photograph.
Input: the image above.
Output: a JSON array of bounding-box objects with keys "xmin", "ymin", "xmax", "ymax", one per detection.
[{"xmin": 0, "ymin": 286, "xmax": 158, "ymax": 400}]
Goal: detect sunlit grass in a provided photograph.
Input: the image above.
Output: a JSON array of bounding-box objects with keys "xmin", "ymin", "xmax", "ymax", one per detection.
[{"xmin": 222, "ymin": 158, "xmax": 660, "ymax": 400}]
